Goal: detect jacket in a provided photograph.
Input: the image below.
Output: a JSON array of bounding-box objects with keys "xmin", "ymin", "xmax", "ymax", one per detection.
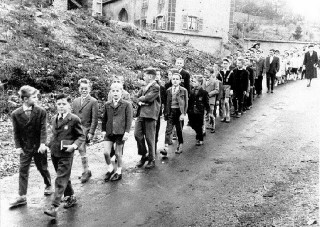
[
  {"xmin": 188, "ymin": 87, "xmax": 210, "ymax": 115},
  {"xmin": 11, "ymin": 105, "xmax": 47, "ymax": 152},
  {"xmin": 255, "ymin": 57, "xmax": 265, "ymax": 77},
  {"xmin": 179, "ymin": 69, "xmax": 191, "ymax": 93},
  {"xmin": 72, "ymin": 95, "xmax": 98, "ymax": 135},
  {"xmin": 203, "ymin": 77, "xmax": 220, "ymax": 105},
  {"xmin": 265, "ymin": 56, "xmax": 280, "ymax": 74},
  {"xmin": 163, "ymin": 86, "xmax": 188, "ymax": 119},
  {"xmin": 48, "ymin": 113, "xmax": 85, "ymax": 157},
  {"xmin": 231, "ymin": 68, "xmax": 249, "ymax": 93},
  {"xmin": 101, "ymin": 99, "xmax": 133, "ymax": 136},
  {"xmin": 134, "ymin": 81, "xmax": 160, "ymax": 120}
]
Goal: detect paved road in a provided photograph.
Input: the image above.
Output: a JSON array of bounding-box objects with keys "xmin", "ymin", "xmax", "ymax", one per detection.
[{"xmin": 1, "ymin": 79, "xmax": 319, "ymax": 227}]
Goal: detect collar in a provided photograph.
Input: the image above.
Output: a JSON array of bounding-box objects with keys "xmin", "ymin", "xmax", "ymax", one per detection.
[
  {"xmin": 179, "ymin": 68, "xmax": 183, "ymax": 73},
  {"xmin": 22, "ymin": 104, "xmax": 33, "ymax": 111},
  {"xmin": 113, "ymin": 98, "xmax": 121, "ymax": 104},
  {"xmin": 58, "ymin": 113, "xmax": 68, "ymax": 119},
  {"xmin": 81, "ymin": 94, "xmax": 90, "ymax": 100}
]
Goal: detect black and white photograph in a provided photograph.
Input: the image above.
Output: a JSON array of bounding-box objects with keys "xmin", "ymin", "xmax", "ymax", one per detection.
[{"xmin": 0, "ymin": 0, "xmax": 319, "ymax": 226}]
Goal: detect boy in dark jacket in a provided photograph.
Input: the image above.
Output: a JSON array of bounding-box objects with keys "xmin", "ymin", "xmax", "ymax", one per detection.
[
  {"xmin": 10, "ymin": 85, "xmax": 52, "ymax": 208},
  {"xmin": 188, "ymin": 75, "xmax": 210, "ymax": 146},
  {"xmin": 231, "ymin": 58, "xmax": 249, "ymax": 118},
  {"xmin": 102, "ymin": 83, "xmax": 133, "ymax": 182},
  {"xmin": 44, "ymin": 94, "xmax": 85, "ymax": 218}
]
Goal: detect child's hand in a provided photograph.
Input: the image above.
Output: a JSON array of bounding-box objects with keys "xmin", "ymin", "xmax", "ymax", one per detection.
[
  {"xmin": 15, "ymin": 148, "xmax": 25, "ymax": 155},
  {"xmin": 65, "ymin": 145, "xmax": 76, "ymax": 153},
  {"xmin": 37, "ymin": 144, "xmax": 47, "ymax": 154},
  {"xmin": 179, "ymin": 114, "xmax": 185, "ymax": 121},
  {"xmin": 123, "ymin": 132, "xmax": 129, "ymax": 141},
  {"xmin": 87, "ymin": 133, "xmax": 93, "ymax": 140}
]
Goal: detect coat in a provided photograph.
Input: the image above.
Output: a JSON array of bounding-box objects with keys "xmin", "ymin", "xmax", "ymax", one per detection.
[
  {"xmin": 265, "ymin": 56, "xmax": 280, "ymax": 75},
  {"xmin": 11, "ymin": 105, "xmax": 47, "ymax": 152},
  {"xmin": 163, "ymin": 86, "xmax": 188, "ymax": 119},
  {"xmin": 255, "ymin": 57, "xmax": 265, "ymax": 77},
  {"xmin": 48, "ymin": 113, "xmax": 85, "ymax": 157},
  {"xmin": 179, "ymin": 69, "xmax": 191, "ymax": 93},
  {"xmin": 303, "ymin": 51, "xmax": 318, "ymax": 79},
  {"xmin": 72, "ymin": 95, "xmax": 98, "ymax": 135},
  {"xmin": 101, "ymin": 99, "xmax": 133, "ymax": 136},
  {"xmin": 231, "ymin": 68, "xmax": 249, "ymax": 93},
  {"xmin": 203, "ymin": 77, "xmax": 220, "ymax": 105},
  {"xmin": 135, "ymin": 81, "xmax": 161, "ymax": 120},
  {"xmin": 188, "ymin": 87, "xmax": 210, "ymax": 116}
]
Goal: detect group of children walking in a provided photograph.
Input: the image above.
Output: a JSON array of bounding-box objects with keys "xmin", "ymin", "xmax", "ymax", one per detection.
[{"xmin": 8, "ymin": 44, "xmax": 317, "ymax": 218}]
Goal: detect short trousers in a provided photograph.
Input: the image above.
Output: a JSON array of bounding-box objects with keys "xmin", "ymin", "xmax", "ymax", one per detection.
[{"xmin": 104, "ymin": 134, "xmax": 124, "ymax": 145}]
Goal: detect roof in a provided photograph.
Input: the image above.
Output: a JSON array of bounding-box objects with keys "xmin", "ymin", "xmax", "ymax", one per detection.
[{"xmin": 102, "ymin": 0, "xmax": 121, "ymax": 4}]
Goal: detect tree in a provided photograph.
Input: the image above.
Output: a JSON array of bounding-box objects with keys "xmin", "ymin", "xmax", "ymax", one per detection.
[{"xmin": 292, "ymin": 25, "xmax": 302, "ymax": 40}]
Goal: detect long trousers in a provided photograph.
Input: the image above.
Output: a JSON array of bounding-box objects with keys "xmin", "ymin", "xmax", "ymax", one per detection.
[
  {"xmin": 165, "ymin": 108, "xmax": 183, "ymax": 145},
  {"xmin": 189, "ymin": 113, "xmax": 204, "ymax": 141},
  {"xmin": 233, "ymin": 92, "xmax": 245, "ymax": 113},
  {"xmin": 255, "ymin": 76, "xmax": 263, "ymax": 95},
  {"xmin": 19, "ymin": 150, "xmax": 51, "ymax": 196},
  {"xmin": 51, "ymin": 155, "xmax": 74, "ymax": 206},
  {"xmin": 266, "ymin": 72, "xmax": 276, "ymax": 91},
  {"xmin": 134, "ymin": 117, "xmax": 157, "ymax": 161}
]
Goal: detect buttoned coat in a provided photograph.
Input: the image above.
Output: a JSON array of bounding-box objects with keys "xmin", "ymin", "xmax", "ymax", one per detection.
[
  {"xmin": 255, "ymin": 57, "xmax": 265, "ymax": 77},
  {"xmin": 101, "ymin": 99, "xmax": 133, "ymax": 136},
  {"xmin": 134, "ymin": 81, "xmax": 160, "ymax": 120},
  {"xmin": 48, "ymin": 113, "xmax": 85, "ymax": 157},
  {"xmin": 265, "ymin": 56, "xmax": 280, "ymax": 75},
  {"xmin": 11, "ymin": 105, "xmax": 47, "ymax": 152},
  {"xmin": 163, "ymin": 86, "xmax": 188, "ymax": 119},
  {"xmin": 303, "ymin": 51, "xmax": 318, "ymax": 79},
  {"xmin": 72, "ymin": 95, "xmax": 98, "ymax": 135},
  {"xmin": 203, "ymin": 77, "xmax": 220, "ymax": 105}
]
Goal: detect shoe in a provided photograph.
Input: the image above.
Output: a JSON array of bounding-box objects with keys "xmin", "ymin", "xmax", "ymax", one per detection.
[
  {"xmin": 196, "ymin": 141, "xmax": 203, "ymax": 146},
  {"xmin": 44, "ymin": 185, "xmax": 53, "ymax": 196},
  {"xmin": 145, "ymin": 160, "xmax": 155, "ymax": 169},
  {"xmin": 175, "ymin": 145, "xmax": 183, "ymax": 154},
  {"xmin": 172, "ymin": 135, "xmax": 177, "ymax": 140},
  {"xmin": 80, "ymin": 170, "xmax": 92, "ymax": 183},
  {"xmin": 136, "ymin": 156, "xmax": 147, "ymax": 168},
  {"xmin": 104, "ymin": 170, "xmax": 115, "ymax": 182},
  {"xmin": 307, "ymin": 83, "xmax": 311, "ymax": 87},
  {"xmin": 257, "ymin": 94, "xmax": 261, "ymax": 98},
  {"xmin": 271, "ymin": 90, "xmax": 274, "ymax": 93},
  {"xmin": 267, "ymin": 90, "xmax": 270, "ymax": 93},
  {"xmin": 235, "ymin": 113, "xmax": 241, "ymax": 118},
  {"xmin": 160, "ymin": 148, "xmax": 168, "ymax": 156},
  {"xmin": 63, "ymin": 195, "xmax": 77, "ymax": 209},
  {"xmin": 44, "ymin": 205, "xmax": 58, "ymax": 218},
  {"xmin": 211, "ymin": 128, "xmax": 215, "ymax": 133},
  {"xmin": 220, "ymin": 118, "xmax": 226, "ymax": 122},
  {"xmin": 9, "ymin": 196, "xmax": 27, "ymax": 208},
  {"xmin": 110, "ymin": 173, "xmax": 122, "ymax": 181}
]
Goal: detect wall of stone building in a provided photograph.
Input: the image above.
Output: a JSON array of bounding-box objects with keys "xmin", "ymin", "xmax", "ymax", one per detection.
[
  {"xmin": 156, "ymin": 31, "xmax": 223, "ymax": 55},
  {"xmin": 244, "ymin": 39, "xmax": 312, "ymax": 54},
  {"xmin": 103, "ymin": 0, "xmax": 135, "ymax": 23},
  {"xmin": 53, "ymin": 0, "xmax": 68, "ymax": 11}
]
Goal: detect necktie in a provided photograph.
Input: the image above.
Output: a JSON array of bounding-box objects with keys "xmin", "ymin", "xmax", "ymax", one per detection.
[
  {"xmin": 58, "ymin": 114, "xmax": 63, "ymax": 126},
  {"xmin": 25, "ymin": 110, "xmax": 31, "ymax": 118}
]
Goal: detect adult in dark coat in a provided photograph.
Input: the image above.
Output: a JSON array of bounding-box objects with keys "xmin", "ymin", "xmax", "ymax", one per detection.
[
  {"xmin": 175, "ymin": 58, "xmax": 191, "ymax": 94},
  {"xmin": 265, "ymin": 49, "xmax": 280, "ymax": 93},
  {"xmin": 303, "ymin": 44, "xmax": 318, "ymax": 87}
]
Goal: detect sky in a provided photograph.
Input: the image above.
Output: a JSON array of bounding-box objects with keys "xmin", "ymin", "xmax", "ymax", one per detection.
[{"xmin": 285, "ymin": 0, "xmax": 320, "ymax": 22}]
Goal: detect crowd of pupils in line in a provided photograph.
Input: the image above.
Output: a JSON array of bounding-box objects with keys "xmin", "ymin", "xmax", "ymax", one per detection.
[{"xmin": 8, "ymin": 43, "xmax": 317, "ymax": 219}]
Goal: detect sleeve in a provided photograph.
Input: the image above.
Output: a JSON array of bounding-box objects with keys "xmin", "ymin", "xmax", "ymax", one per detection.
[
  {"xmin": 204, "ymin": 91, "xmax": 210, "ymax": 113},
  {"xmin": 163, "ymin": 89, "xmax": 169, "ymax": 117},
  {"xmin": 138, "ymin": 85, "xmax": 160, "ymax": 103},
  {"xmin": 47, "ymin": 119, "xmax": 55, "ymax": 148},
  {"xmin": 303, "ymin": 53, "xmax": 307, "ymax": 66},
  {"xmin": 101, "ymin": 104, "xmax": 108, "ymax": 132},
  {"xmin": 185, "ymin": 72, "xmax": 191, "ymax": 94},
  {"xmin": 11, "ymin": 113, "xmax": 22, "ymax": 148},
  {"xmin": 184, "ymin": 89, "xmax": 189, "ymax": 114},
  {"xmin": 73, "ymin": 117, "xmax": 85, "ymax": 148},
  {"xmin": 40, "ymin": 110, "xmax": 47, "ymax": 144},
  {"xmin": 89, "ymin": 100, "xmax": 99, "ymax": 135},
  {"xmin": 125, "ymin": 103, "xmax": 133, "ymax": 133}
]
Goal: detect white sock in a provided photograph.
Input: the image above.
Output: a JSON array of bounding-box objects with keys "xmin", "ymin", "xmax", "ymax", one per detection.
[
  {"xmin": 116, "ymin": 167, "xmax": 122, "ymax": 174},
  {"xmin": 107, "ymin": 164, "xmax": 113, "ymax": 172}
]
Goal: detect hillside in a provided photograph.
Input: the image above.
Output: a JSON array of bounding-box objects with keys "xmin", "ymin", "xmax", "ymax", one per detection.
[{"xmin": 0, "ymin": 0, "xmax": 216, "ymax": 99}]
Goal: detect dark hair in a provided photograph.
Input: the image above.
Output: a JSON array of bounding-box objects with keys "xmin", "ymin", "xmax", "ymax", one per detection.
[
  {"xmin": 143, "ymin": 68, "xmax": 157, "ymax": 76},
  {"xmin": 55, "ymin": 93, "xmax": 71, "ymax": 103}
]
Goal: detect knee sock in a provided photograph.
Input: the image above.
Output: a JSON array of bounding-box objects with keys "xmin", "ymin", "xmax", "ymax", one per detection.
[{"xmin": 81, "ymin": 156, "xmax": 89, "ymax": 172}]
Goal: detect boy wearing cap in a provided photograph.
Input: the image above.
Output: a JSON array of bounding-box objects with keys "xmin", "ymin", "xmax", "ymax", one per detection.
[
  {"xmin": 10, "ymin": 85, "xmax": 52, "ymax": 208},
  {"xmin": 102, "ymin": 83, "xmax": 133, "ymax": 181},
  {"xmin": 188, "ymin": 75, "xmax": 210, "ymax": 146},
  {"xmin": 134, "ymin": 68, "xmax": 160, "ymax": 169},
  {"xmin": 220, "ymin": 58, "xmax": 234, "ymax": 123},
  {"xmin": 161, "ymin": 72, "xmax": 188, "ymax": 156},
  {"xmin": 44, "ymin": 94, "xmax": 85, "ymax": 218},
  {"xmin": 72, "ymin": 78, "xmax": 98, "ymax": 183}
]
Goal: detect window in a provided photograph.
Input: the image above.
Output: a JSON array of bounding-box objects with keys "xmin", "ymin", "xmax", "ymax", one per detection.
[
  {"xmin": 142, "ymin": 0, "xmax": 148, "ymax": 9},
  {"xmin": 156, "ymin": 16, "xmax": 166, "ymax": 30},
  {"xmin": 167, "ymin": 0, "xmax": 176, "ymax": 31},
  {"xmin": 182, "ymin": 15, "xmax": 203, "ymax": 31},
  {"xmin": 158, "ymin": 0, "xmax": 165, "ymax": 12}
]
